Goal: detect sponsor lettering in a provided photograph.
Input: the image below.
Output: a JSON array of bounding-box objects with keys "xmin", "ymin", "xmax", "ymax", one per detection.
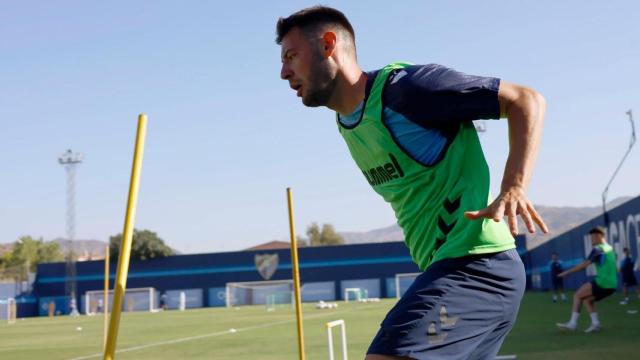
[{"xmin": 362, "ymin": 154, "xmax": 405, "ymax": 186}]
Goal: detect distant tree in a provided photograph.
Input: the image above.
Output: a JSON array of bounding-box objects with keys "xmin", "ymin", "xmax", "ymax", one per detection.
[
  {"xmin": 306, "ymin": 223, "xmax": 345, "ymax": 246},
  {"xmin": 0, "ymin": 252, "xmax": 15, "ymax": 281},
  {"xmin": 318, "ymin": 224, "xmax": 344, "ymax": 246},
  {"xmin": 0, "ymin": 236, "xmax": 64, "ymax": 281},
  {"xmin": 306, "ymin": 223, "xmax": 321, "ymax": 246},
  {"xmin": 38, "ymin": 241, "xmax": 65, "ymax": 265},
  {"xmin": 296, "ymin": 235, "xmax": 308, "ymax": 247},
  {"xmin": 109, "ymin": 229, "xmax": 174, "ymax": 261}
]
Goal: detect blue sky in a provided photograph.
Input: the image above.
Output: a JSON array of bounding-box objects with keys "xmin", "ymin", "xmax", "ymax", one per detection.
[{"xmin": 1, "ymin": 1, "xmax": 639, "ymax": 253}]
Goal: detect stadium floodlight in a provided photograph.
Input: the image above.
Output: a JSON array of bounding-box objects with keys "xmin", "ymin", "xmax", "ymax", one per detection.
[
  {"xmin": 85, "ymin": 287, "xmax": 156, "ymax": 315},
  {"xmin": 395, "ymin": 272, "xmax": 421, "ymax": 299},
  {"xmin": 225, "ymin": 280, "xmax": 294, "ymax": 308},
  {"xmin": 58, "ymin": 149, "xmax": 84, "ymax": 316},
  {"xmin": 326, "ymin": 319, "xmax": 348, "ymax": 360},
  {"xmin": 602, "ymin": 109, "xmax": 636, "ymax": 226}
]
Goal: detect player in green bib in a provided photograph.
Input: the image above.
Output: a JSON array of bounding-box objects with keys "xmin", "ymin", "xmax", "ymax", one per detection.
[
  {"xmin": 276, "ymin": 6, "xmax": 548, "ymax": 359},
  {"xmin": 557, "ymin": 227, "xmax": 618, "ymax": 333}
]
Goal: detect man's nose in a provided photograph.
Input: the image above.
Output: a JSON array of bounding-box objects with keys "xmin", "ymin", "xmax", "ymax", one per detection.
[{"xmin": 281, "ymin": 64, "xmax": 292, "ymax": 80}]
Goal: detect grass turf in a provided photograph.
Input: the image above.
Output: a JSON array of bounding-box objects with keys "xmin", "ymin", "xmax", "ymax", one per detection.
[{"xmin": 0, "ymin": 292, "xmax": 638, "ymax": 359}]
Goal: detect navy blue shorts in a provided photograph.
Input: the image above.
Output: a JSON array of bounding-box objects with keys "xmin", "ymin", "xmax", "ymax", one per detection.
[
  {"xmin": 368, "ymin": 249, "xmax": 525, "ymax": 360},
  {"xmin": 552, "ymin": 277, "xmax": 564, "ymax": 290},
  {"xmin": 590, "ymin": 280, "xmax": 615, "ymax": 301},
  {"xmin": 622, "ymin": 273, "xmax": 638, "ymax": 287}
]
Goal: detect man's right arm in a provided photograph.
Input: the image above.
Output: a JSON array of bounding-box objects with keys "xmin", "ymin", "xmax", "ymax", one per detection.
[
  {"xmin": 559, "ymin": 260, "xmax": 591, "ymax": 278},
  {"xmin": 464, "ymin": 81, "xmax": 548, "ymax": 236}
]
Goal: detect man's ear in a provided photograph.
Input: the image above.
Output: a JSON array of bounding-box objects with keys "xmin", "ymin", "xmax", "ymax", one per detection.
[{"xmin": 321, "ymin": 31, "xmax": 337, "ymax": 58}]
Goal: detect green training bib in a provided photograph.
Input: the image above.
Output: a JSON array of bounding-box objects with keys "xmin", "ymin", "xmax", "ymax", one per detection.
[
  {"xmin": 338, "ymin": 62, "xmax": 514, "ymax": 270},
  {"xmin": 593, "ymin": 243, "xmax": 618, "ymax": 289}
]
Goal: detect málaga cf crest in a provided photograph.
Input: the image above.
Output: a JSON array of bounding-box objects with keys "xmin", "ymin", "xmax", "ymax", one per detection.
[{"xmin": 255, "ymin": 254, "xmax": 279, "ymax": 280}]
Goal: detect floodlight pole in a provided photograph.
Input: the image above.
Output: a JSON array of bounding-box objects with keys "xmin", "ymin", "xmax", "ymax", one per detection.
[
  {"xmin": 601, "ymin": 109, "xmax": 636, "ymax": 226},
  {"xmin": 58, "ymin": 149, "xmax": 83, "ymax": 316}
]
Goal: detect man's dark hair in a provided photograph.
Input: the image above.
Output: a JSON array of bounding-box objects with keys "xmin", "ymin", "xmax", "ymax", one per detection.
[
  {"xmin": 275, "ymin": 6, "xmax": 355, "ymax": 47},
  {"xmin": 624, "ymin": 247, "xmax": 630, "ymax": 252},
  {"xmin": 588, "ymin": 226, "xmax": 606, "ymax": 235}
]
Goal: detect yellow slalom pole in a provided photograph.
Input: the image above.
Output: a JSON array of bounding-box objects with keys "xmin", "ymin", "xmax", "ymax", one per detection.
[
  {"xmin": 286, "ymin": 188, "xmax": 305, "ymax": 360},
  {"xmin": 103, "ymin": 245, "xmax": 110, "ymax": 351},
  {"xmin": 104, "ymin": 114, "xmax": 148, "ymax": 360}
]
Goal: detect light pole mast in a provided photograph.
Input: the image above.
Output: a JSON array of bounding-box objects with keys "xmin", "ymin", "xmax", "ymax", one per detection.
[
  {"xmin": 601, "ymin": 110, "xmax": 636, "ymax": 226},
  {"xmin": 58, "ymin": 149, "xmax": 83, "ymax": 316}
]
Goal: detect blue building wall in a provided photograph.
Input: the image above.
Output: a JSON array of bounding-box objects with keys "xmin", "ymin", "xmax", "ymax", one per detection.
[
  {"xmin": 33, "ymin": 241, "xmax": 421, "ymax": 316},
  {"xmin": 526, "ymin": 196, "xmax": 640, "ymax": 291}
]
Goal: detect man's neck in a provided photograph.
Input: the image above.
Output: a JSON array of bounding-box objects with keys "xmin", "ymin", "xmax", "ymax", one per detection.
[{"xmin": 326, "ymin": 64, "xmax": 367, "ymax": 116}]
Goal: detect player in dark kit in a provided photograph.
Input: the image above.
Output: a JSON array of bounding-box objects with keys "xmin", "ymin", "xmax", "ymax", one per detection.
[
  {"xmin": 277, "ymin": 6, "xmax": 548, "ymax": 359},
  {"xmin": 619, "ymin": 247, "xmax": 639, "ymax": 305},
  {"xmin": 550, "ymin": 253, "xmax": 567, "ymax": 302}
]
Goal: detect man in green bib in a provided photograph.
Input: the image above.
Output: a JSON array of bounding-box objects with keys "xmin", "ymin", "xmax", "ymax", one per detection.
[
  {"xmin": 557, "ymin": 227, "xmax": 618, "ymax": 333},
  {"xmin": 277, "ymin": 6, "xmax": 548, "ymax": 359}
]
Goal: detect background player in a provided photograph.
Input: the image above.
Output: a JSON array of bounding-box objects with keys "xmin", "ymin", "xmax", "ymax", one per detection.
[
  {"xmin": 556, "ymin": 227, "xmax": 617, "ymax": 333},
  {"xmin": 619, "ymin": 247, "xmax": 640, "ymax": 305},
  {"xmin": 550, "ymin": 252, "xmax": 567, "ymax": 302}
]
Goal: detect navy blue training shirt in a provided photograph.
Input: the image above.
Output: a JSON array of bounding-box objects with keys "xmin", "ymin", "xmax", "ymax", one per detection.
[
  {"xmin": 621, "ymin": 256, "xmax": 635, "ymax": 275},
  {"xmin": 338, "ymin": 64, "xmax": 501, "ymax": 166}
]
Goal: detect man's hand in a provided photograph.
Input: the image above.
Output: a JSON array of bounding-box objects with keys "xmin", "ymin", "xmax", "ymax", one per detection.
[
  {"xmin": 471, "ymin": 81, "xmax": 547, "ymax": 237},
  {"xmin": 464, "ymin": 186, "xmax": 548, "ymax": 237},
  {"xmin": 557, "ymin": 271, "xmax": 569, "ymax": 278}
]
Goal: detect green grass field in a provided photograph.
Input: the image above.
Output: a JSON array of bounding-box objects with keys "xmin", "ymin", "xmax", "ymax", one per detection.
[{"xmin": 1, "ymin": 292, "xmax": 638, "ymax": 360}]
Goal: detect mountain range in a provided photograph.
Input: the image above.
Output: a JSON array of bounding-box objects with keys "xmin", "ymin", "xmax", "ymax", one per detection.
[{"xmin": 339, "ymin": 196, "xmax": 635, "ymax": 249}]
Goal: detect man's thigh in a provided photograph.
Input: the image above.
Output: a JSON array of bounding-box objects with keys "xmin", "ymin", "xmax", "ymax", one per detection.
[{"xmin": 575, "ymin": 282, "xmax": 593, "ymax": 299}]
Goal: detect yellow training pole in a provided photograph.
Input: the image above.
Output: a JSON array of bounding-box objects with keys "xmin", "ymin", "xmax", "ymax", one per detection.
[
  {"xmin": 103, "ymin": 245, "xmax": 109, "ymax": 350},
  {"xmin": 286, "ymin": 188, "xmax": 305, "ymax": 360},
  {"xmin": 104, "ymin": 114, "xmax": 148, "ymax": 360}
]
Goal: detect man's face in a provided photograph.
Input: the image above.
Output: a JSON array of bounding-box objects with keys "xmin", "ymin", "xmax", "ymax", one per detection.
[
  {"xmin": 280, "ymin": 27, "xmax": 336, "ymax": 107},
  {"xmin": 551, "ymin": 254, "xmax": 557, "ymax": 261},
  {"xmin": 590, "ymin": 233, "xmax": 603, "ymax": 246}
]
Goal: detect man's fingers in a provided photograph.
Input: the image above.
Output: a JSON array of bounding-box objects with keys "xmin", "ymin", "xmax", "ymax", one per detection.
[
  {"xmin": 506, "ymin": 202, "xmax": 518, "ymax": 236},
  {"xmin": 468, "ymin": 193, "xmax": 549, "ymax": 235},
  {"xmin": 519, "ymin": 204, "xmax": 535, "ymax": 234},
  {"xmin": 508, "ymin": 213, "xmax": 518, "ymax": 236},
  {"xmin": 493, "ymin": 201, "xmax": 505, "ymax": 222},
  {"xmin": 528, "ymin": 203, "xmax": 549, "ymax": 233},
  {"xmin": 464, "ymin": 208, "xmax": 489, "ymax": 220}
]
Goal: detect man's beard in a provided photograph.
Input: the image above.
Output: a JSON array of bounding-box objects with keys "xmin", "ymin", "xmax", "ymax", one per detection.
[{"xmin": 302, "ymin": 52, "xmax": 337, "ymax": 107}]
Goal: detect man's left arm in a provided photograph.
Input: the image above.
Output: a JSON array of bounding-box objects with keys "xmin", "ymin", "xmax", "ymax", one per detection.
[{"xmin": 465, "ymin": 81, "xmax": 548, "ymax": 236}]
